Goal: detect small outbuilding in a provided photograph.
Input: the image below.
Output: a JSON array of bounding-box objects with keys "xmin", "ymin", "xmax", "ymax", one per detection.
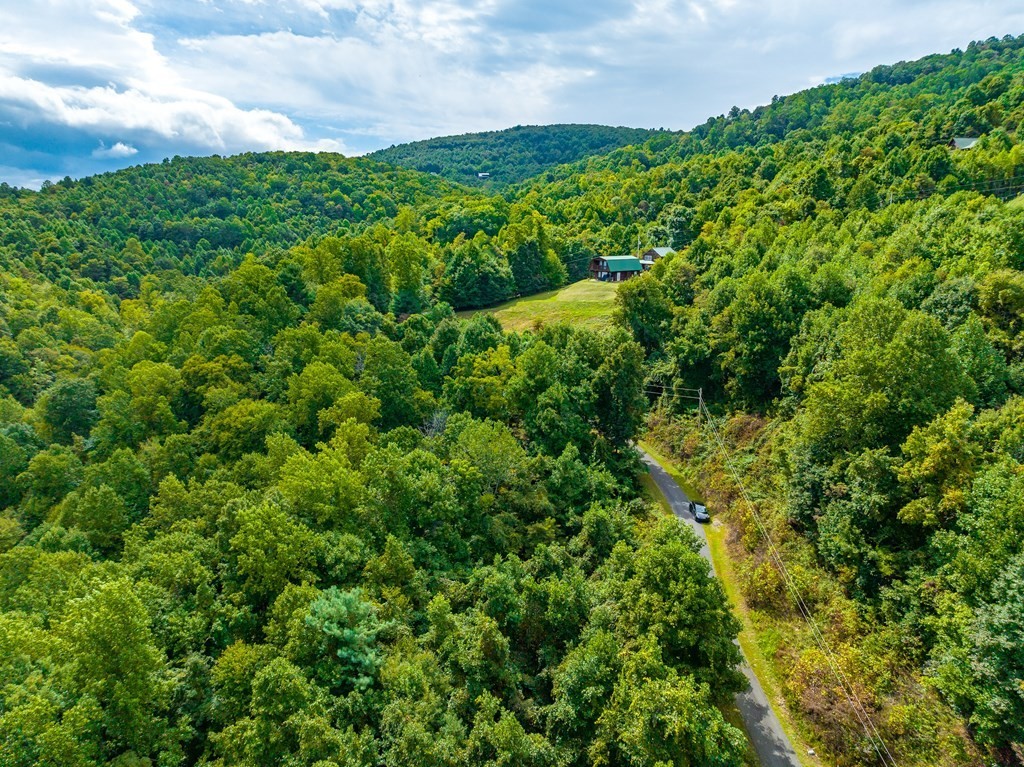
[
  {"xmin": 949, "ymin": 137, "xmax": 979, "ymax": 150},
  {"xmin": 590, "ymin": 255, "xmax": 643, "ymax": 282},
  {"xmin": 641, "ymin": 246, "xmax": 675, "ymax": 270}
]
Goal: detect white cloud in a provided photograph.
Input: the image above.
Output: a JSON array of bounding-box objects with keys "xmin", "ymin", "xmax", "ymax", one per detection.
[
  {"xmin": 171, "ymin": 14, "xmax": 595, "ymax": 148},
  {"xmin": 0, "ymin": 73, "xmax": 345, "ymax": 152},
  {"xmin": 3, "ymin": 0, "xmax": 1024, "ymax": 185},
  {"xmin": 0, "ymin": 0, "xmax": 177, "ymax": 92},
  {"xmin": 92, "ymin": 140, "xmax": 138, "ymax": 158},
  {"xmin": 0, "ymin": 0, "xmax": 349, "ymax": 161},
  {"xmin": 0, "ymin": 165, "xmax": 49, "ymax": 190}
]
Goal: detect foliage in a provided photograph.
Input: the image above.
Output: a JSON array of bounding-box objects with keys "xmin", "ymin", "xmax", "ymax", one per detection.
[
  {"xmin": 6, "ymin": 33, "xmax": 1024, "ymax": 766},
  {"xmin": 0, "ymin": 163, "xmax": 741, "ymax": 763},
  {"xmin": 605, "ymin": 34, "xmax": 1024, "ymax": 766},
  {"xmin": 370, "ymin": 124, "xmax": 669, "ymax": 187}
]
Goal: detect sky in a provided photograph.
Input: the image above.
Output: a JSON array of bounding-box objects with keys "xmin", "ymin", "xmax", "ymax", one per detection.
[{"xmin": 2, "ymin": 1, "xmax": 1024, "ymax": 188}]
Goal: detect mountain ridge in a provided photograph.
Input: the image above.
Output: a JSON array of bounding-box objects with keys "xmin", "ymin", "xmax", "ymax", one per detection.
[{"xmin": 368, "ymin": 123, "xmax": 673, "ymax": 187}]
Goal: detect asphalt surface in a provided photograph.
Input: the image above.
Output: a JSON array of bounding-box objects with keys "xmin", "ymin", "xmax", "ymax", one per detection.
[{"xmin": 640, "ymin": 449, "xmax": 803, "ymax": 767}]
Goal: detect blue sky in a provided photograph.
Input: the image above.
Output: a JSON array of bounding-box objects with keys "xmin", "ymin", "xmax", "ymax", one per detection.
[{"xmin": 2, "ymin": 0, "xmax": 1024, "ymax": 188}]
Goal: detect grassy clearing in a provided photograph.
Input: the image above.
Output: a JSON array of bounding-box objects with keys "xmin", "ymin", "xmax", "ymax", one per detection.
[
  {"xmin": 456, "ymin": 280, "xmax": 617, "ymax": 331},
  {"xmin": 638, "ymin": 441, "xmax": 817, "ymax": 767}
]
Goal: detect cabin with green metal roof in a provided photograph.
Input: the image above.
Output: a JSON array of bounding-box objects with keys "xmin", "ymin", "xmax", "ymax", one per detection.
[{"xmin": 590, "ymin": 255, "xmax": 643, "ymax": 282}]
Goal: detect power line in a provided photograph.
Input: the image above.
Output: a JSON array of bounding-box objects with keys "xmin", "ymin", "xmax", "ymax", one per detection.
[
  {"xmin": 697, "ymin": 397, "xmax": 897, "ymax": 767},
  {"xmin": 644, "ymin": 384, "xmax": 899, "ymax": 766},
  {"xmin": 699, "ymin": 415, "xmax": 896, "ymax": 765},
  {"xmin": 644, "ymin": 385, "xmax": 702, "ymax": 395},
  {"xmin": 644, "ymin": 389, "xmax": 701, "ymax": 401},
  {"xmin": 879, "ymin": 173, "xmax": 1024, "ymax": 208}
]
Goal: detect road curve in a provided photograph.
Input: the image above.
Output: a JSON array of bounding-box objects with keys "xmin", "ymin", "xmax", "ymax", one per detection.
[{"xmin": 640, "ymin": 450, "xmax": 802, "ymax": 767}]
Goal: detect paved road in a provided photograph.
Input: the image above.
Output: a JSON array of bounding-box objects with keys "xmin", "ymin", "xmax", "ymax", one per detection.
[{"xmin": 641, "ymin": 450, "xmax": 802, "ymax": 767}]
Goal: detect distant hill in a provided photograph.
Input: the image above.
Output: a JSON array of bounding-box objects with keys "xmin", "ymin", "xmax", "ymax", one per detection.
[{"xmin": 369, "ymin": 124, "xmax": 672, "ymax": 187}]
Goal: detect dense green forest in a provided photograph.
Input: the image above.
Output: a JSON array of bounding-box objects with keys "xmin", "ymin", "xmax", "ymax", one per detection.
[
  {"xmin": 369, "ymin": 125, "xmax": 667, "ymax": 188},
  {"xmin": 0, "ymin": 151, "xmax": 574, "ymax": 313},
  {"xmin": 600, "ymin": 35, "xmax": 1024, "ymax": 766},
  {"xmin": 0, "ymin": 186, "xmax": 745, "ymax": 765},
  {"xmin": 4, "ymin": 32, "xmax": 1024, "ymax": 767}
]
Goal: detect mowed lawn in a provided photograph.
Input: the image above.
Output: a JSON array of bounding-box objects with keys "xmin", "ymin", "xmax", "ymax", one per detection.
[{"xmin": 458, "ymin": 280, "xmax": 618, "ymax": 331}]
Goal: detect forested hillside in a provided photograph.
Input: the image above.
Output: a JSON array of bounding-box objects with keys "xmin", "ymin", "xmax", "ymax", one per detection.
[
  {"xmin": 587, "ymin": 35, "xmax": 1024, "ymax": 766},
  {"xmin": 3, "ymin": 32, "xmax": 1024, "ymax": 767},
  {"xmin": 0, "ymin": 174, "xmax": 746, "ymax": 764},
  {"xmin": 0, "ymin": 151, "xmax": 574, "ymax": 313},
  {"xmin": 369, "ymin": 124, "xmax": 667, "ymax": 187}
]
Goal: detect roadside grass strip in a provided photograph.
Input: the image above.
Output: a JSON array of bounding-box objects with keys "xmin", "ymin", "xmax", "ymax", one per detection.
[{"xmin": 638, "ymin": 440, "xmax": 818, "ymax": 767}]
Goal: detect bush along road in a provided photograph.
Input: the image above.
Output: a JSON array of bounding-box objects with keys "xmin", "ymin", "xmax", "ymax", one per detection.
[{"xmin": 640, "ymin": 449, "xmax": 803, "ymax": 767}]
